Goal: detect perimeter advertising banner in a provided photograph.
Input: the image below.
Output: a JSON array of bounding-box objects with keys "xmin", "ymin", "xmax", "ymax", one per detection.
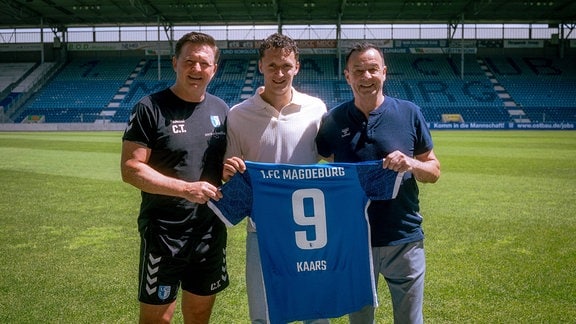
[
  {"xmin": 428, "ymin": 122, "xmax": 575, "ymax": 130},
  {"xmin": 0, "ymin": 43, "xmax": 43, "ymax": 52},
  {"xmin": 65, "ymin": 41, "xmax": 171, "ymax": 53},
  {"xmin": 504, "ymin": 40, "xmax": 544, "ymax": 48},
  {"xmin": 1, "ymin": 37, "xmax": 573, "ymax": 53}
]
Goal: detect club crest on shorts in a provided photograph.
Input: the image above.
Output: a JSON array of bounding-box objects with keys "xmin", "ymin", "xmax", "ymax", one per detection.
[{"xmin": 158, "ymin": 285, "xmax": 171, "ymax": 301}]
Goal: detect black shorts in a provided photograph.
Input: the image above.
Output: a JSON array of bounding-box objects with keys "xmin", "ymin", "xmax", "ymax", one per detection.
[{"xmin": 137, "ymin": 218, "xmax": 229, "ymax": 305}]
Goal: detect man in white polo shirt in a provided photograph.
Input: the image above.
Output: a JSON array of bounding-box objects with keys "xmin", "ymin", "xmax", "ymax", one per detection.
[{"xmin": 222, "ymin": 32, "xmax": 328, "ymax": 324}]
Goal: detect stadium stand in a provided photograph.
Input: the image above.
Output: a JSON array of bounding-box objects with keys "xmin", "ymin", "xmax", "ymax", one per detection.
[
  {"xmin": 0, "ymin": 62, "xmax": 35, "ymax": 93},
  {"xmin": 482, "ymin": 55, "xmax": 576, "ymax": 123},
  {"xmin": 383, "ymin": 53, "xmax": 508, "ymax": 123},
  {"xmin": 13, "ymin": 62, "xmax": 57, "ymax": 93},
  {"xmin": 12, "ymin": 58, "xmax": 140, "ymax": 123},
  {"xmin": 3, "ymin": 52, "xmax": 575, "ymax": 125}
]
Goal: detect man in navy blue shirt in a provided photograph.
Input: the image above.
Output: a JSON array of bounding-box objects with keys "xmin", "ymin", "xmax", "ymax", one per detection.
[{"xmin": 316, "ymin": 42, "xmax": 441, "ymax": 324}]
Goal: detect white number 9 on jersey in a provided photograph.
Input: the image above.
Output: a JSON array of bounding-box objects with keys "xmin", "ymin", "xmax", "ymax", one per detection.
[{"xmin": 291, "ymin": 188, "xmax": 327, "ymax": 250}]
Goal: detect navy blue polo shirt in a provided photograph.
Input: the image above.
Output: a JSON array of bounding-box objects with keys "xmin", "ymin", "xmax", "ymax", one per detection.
[{"xmin": 316, "ymin": 96, "xmax": 434, "ymax": 246}]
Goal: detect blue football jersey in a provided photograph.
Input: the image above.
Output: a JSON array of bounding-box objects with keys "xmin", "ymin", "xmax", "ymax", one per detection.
[{"xmin": 209, "ymin": 160, "xmax": 403, "ymax": 323}]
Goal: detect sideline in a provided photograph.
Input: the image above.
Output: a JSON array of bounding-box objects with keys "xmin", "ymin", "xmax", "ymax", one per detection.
[{"xmin": 0, "ymin": 123, "xmax": 127, "ymax": 132}]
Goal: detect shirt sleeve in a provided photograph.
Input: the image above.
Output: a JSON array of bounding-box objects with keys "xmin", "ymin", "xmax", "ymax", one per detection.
[
  {"xmin": 356, "ymin": 161, "xmax": 404, "ymax": 200},
  {"xmin": 207, "ymin": 171, "xmax": 253, "ymax": 227},
  {"xmin": 414, "ymin": 105, "xmax": 435, "ymax": 156},
  {"xmin": 122, "ymin": 97, "xmax": 156, "ymax": 147},
  {"xmin": 315, "ymin": 112, "xmax": 333, "ymax": 158}
]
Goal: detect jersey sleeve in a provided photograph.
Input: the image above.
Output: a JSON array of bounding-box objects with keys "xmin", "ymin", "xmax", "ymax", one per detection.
[
  {"xmin": 356, "ymin": 160, "xmax": 404, "ymax": 200},
  {"xmin": 207, "ymin": 171, "xmax": 253, "ymax": 227}
]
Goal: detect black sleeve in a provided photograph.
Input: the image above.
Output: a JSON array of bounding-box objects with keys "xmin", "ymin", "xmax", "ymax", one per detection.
[{"xmin": 122, "ymin": 96, "xmax": 157, "ymax": 147}]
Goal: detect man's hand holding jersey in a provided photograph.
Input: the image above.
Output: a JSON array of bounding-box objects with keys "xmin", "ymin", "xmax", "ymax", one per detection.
[{"xmin": 222, "ymin": 156, "xmax": 246, "ymax": 182}]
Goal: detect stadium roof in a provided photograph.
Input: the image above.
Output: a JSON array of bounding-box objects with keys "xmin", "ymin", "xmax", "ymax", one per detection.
[{"xmin": 1, "ymin": 0, "xmax": 575, "ymax": 29}]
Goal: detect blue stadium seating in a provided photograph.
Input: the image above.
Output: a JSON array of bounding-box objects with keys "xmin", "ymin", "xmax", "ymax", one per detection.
[
  {"xmin": 484, "ymin": 55, "xmax": 576, "ymax": 109},
  {"xmin": 6, "ymin": 53, "xmax": 575, "ymax": 124},
  {"xmin": 13, "ymin": 58, "xmax": 140, "ymax": 123}
]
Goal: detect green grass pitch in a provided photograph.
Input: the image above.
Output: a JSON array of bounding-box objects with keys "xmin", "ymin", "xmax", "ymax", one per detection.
[{"xmin": 0, "ymin": 130, "xmax": 575, "ymax": 323}]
